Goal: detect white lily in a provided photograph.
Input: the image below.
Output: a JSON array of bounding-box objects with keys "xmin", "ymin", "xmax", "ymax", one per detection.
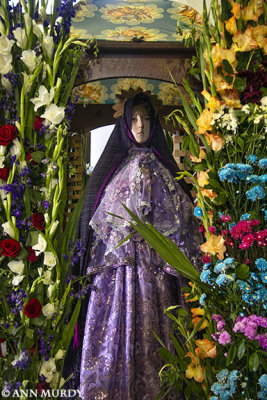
[
  {"xmin": 8, "ymin": 260, "xmax": 24, "ymax": 275},
  {"xmin": 12, "ymin": 275, "xmax": 25, "ymax": 286},
  {"xmin": 42, "ymin": 303, "xmax": 55, "ymax": 319}
]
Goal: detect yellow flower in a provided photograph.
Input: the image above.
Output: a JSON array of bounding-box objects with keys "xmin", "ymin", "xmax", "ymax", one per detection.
[
  {"xmin": 184, "ymin": 293, "xmax": 198, "ymax": 302},
  {"xmin": 185, "ymin": 352, "xmax": 205, "ymax": 383},
  {"xmin": 241, "ymin": 0, "xmax": 264, "ymax": 22},
  {"xmin": 221, "ymin": 89, "xmax": 242, "ymax": 109},
  {"xmin": 249, "ymin": 25, "xmax": 267, "ymax": 52},
  {"xmin": 201, "ymin": 188, "xmax": 218, "ymax": 199},
  {"xmin": 197, "ymin": 170, "xmax": 210, "ymax": 187},
  {"xmin": 200, "ymin": 235, "xmax": 226, "ymax": 260},
  {"xmin": 232, "ymin": 28, "xmax": 258, "ymax": 52},
  {"xmin": 231, "ymin": 2, "xmax": 241, "ymax": 18},
  {"xmin": 213, "ymin": 73, "xmax": 233, "ymax": 92},
  {"xmin": 196, "ymin": 109, "xmax": 213, "ymax": 134},
  {"xmin": 195, "ymin": 339, "xmax": 217, "ymax": 359},
  {"xmin": 204, "ymin": 133, "xmax": 225, "ymax": 152},
  {"xmin": 192, "ymin": 317, "xmax": 209, "ymax": 330},
  {"xmin": 191, "ymin": 308, "xmax": 205, "ymax": 318},
  {"xmin": 190, "ymin": 148, "xmax": 207, "ymax": 163},
  {"xmin": 225, "ymin": 15, "xmax": 237, "ymax": 35},
  {"xmin": 207, "ymin": 96, "xmax": 221, "ymax": 113}
]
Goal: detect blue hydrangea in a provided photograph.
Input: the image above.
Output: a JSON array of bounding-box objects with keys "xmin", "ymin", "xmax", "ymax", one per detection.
[
  {"xmin": 247, "ymin": 154, "xmax": 258, "ymax": 164},
  {"xmin": 211, "ymin": 382, "xmax": 223, "ymax": 395},
  {"xmin": 258, "ymin": 374, "xmax": 267, "ymax": 400},
  {"xmin": 218, "ymin": 164, "xmax": 253, "ymax": 183},
  {"xmin": 210, "ymin": 397, "xmax": 218, "ymax": 400},
  {"xmin": 246, "ymin": 174, "xmax": 260, "ymax": 183},
  {"xmin": 259, "ymin": 158, "xmax": 267, "ymax": 169},
  {"xmin": 216, "ymin": 274, "xmax": 233, "ymax": 286},
  {"xmin": 200, "ymin": 269, "xmax": 212, "ymax": 283},
  {"xmin": 219, "ymin": 391, "xmax": 231, "ymax": 400},
  {"xmin": 199, "ymin": 293, "xmax": 206, "ymax": 306},
  {"xmin": 194, "ymin": 206, "xmax": 203, "ymax": 218},
  {"xmin": 216, "ymin": 369, "xmax": 229, "ymax": 381},
  {"xmin": 240, "ymin": 213, "xmax": 251, "ymax": 221},
  {"xmin": 214, "ymin": 262, "xmax": 226, "ymax": 274},
  {"xmin": 224, "ymin": 257, "xmax": 235, "ymax": 265},
  {"xmin": 203, "ymin": 263, "xmax": 211, "ymax": 270},
  {"xmin": 259, "ymin": 374, "xmax": 267, "ymax": 388},
  {"xmin": 227, "ymin": 370, "xmax": 240, "ymax": 384},
  {"xmin": 218, "ymin": 167, "xmax": 238, "ymax": 183},
  {"xmin": 255, "ymin": 258, "xmax": 267, "ymax": 272},
  {"xmin": 246, "ymin": 185, "xmax": 266, "ymax": 201},
  {"xmin": 259, "ymin": 174, "xmax": 267, "ymax": 184}
]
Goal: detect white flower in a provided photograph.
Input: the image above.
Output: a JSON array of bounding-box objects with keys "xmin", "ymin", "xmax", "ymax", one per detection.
[
  {"xmin": 49, "ymin": 220, "xmax": 59, "ymax": 236},
  {"xmin": 2, "ymin": 221, "xmax": 15, "ymax": 238},
  {"xmin": 0, "ymin": 54, "xmax": 12, "ymax": 75},
  {"xmin": 32, "ymin": 20, "xmax": 43, "ymax": 39},
  {"xmin": 1, "ymin": 76, "xmax": 12, "ymax": 91},
  {"xmin": 43, "ymin": 270, "xmax": 53, "ymax": 285},
  {"xmin": 0, "ymin": 146, "xmax": 6, "ymax": 156},
  {"xmin": 40, "ymin": 186, "xmax": 50, "ymax": 200},
  {"xmin": 0, "ymin": 189, "xmax": 7, "ymax": 201},
  {"xmin": 241, "ymin": 104, "xmax": 251, "ymax": 114},
  {"xmin": 38, "ymin": 267, "xmax": 43, "ymax": 276},
  {"xmin": 32, "ymin": 234, "xmax": 47, "ymax": 255},
  {"xmin": 30, "ymin": 85, "xmax": 55, "ymax": 112},
  {"xmin": 0, "ymin": 35, "xmax": 14, "ymax": 55},
  {"xmin": 55, "ymin": 349, "xmax": 66, "ymax": 360},
  {"xmin": 12, "ymin": 275, "xmax": 25, "ymax": 286},
  {"xmin": 10, "ymin": 138, "xmax": 22, "ymax": 158},
  {"xmin": 21, "ymin": 49, "xmax": 38, "ymax": 73},
  {"xmin": 42, "ymin": 303, "xmax": 55, "ymax": 319},
  {"xmin": 44, "ymin": 213, "xmax": 49, "ymax": 224},
  {"xmin": 0, "ymin": 156, "xmax": 5, "ymax": 168},
  {"xmin": 50, "ymin": 372, "xmax": 65, "ymax": 389},
  {"xmin": 43, "ymin": 35, "xmax": 54, "ymax": 58},
  {"xmin": 43, "ymin": 251, "xmax": 57, "ymax": 268},
  {"xmin": 40, "ymin": 358, "xmax": 57, "ymax": 383},
  {"xmin": 47, "ymin": 283, "xmax": 55, "ymax": 298},
  {"xmin": 41, "ymin": 104, "xmax": 65, "ymax": 127},
  {"xmin": 13, "ymin": 27, "xmax": 27, "ymax": 49},
  {"xmin": 8, "ymin": 260, "xmax": 24, "ymax": 275},
  {"xmin": 261, "ymin": 97, "xmax": 267, "ymax": 107},
  {"xmin": 22, "ymin": 72, "xmax": 33, "ymax": 93},
  {"xmin": 254, "ymin": 115, "xmax": 263, "ymax": 124}
]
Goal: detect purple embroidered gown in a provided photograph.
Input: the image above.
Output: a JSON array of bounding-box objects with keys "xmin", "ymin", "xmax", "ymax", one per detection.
[{"xmin": 80, "ymin": 147, "xmax": 201, "ymax": 400}]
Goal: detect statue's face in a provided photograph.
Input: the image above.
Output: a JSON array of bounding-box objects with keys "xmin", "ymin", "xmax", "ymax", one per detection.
[{"xmin": 131, "ymin": 105, "xmax": 150, "ymax": 144}]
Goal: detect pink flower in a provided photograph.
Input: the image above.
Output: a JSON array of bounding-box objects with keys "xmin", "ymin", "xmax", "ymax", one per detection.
[
  {"xmin": 250, "ymin": 219, "xmax": 260, "ymax": 226},
  {"xmin": 222, "ymin": 229, "xmax": 230, "ymax": 236},
  {"xmin": 218, "ymin": 330, "xmax": 231, "ymax": 345},
  {"xmin": 217, "ymin": 320, "xmax": 226, "ymax": 330},
  {"xmin": 245, "ymin": 258, "xmax": 251, "ymax": 264},
  {"xmin": 209, "ymin": 226, "xmax": 216, "ymax": 234},
  {"xmin": 239, "ymin": 242, "xmax": 250, "ymax": 250},
  {"xmin": 227, "ymin": 238, "xmax": 234, "ymax": 247},
  {"xmin": 239, "ymin": 232, "xmax": 255, "ymax": 249},
  {"xmin": 202, "ymin": 255, "xmax": 211, "ymax": 263},
  {"xmin": 221, "ymin": 215, "xmax": 231, "ymax": 222},
  {"xmin": 231, "ymin": 221, "xmax": 252, "ymax": 239},
  {"xmin": 199, "ymin": 225, "xmax": 205, "ymax": 233}
]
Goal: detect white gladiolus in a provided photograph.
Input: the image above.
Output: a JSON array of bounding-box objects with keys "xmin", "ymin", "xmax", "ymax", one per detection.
[
  {"xmin": 21, "ymin": 49, "xmax": 38, "ymax": 73},
  {"xmin": 22, "ymin": 72, "xmax": 34, "ymax": 93},
  {"xmin": 43, "ymin": 35, "xmax": 54, "ymax": 58},
  {"xmin": 38, "ymin": 267, "xmax": 43, "ymax": 276},
  {"xmin": 8, "ymin": 260, "xmax": 24, "ymax": 275},
  {"xmin": 42, "ymin": 303, "xmax": 55, "ymax": 319},
  {"xmin": 0, "ymin": 146, "xmax": 6, "ymax": 156},
  {"xmin": 47, "ymin": 283, "xmax": 55, "ymax": 298},
  {"xmin": 40, "ymin": 358, "xmax": 57, "ymax": 383},
  {"xmin": 2, "ymin": 221, "xmax": 15, "ymax": 238},
  {"xmin": 31, "ymin": 85, "xmax": 55, "ymax": 112},
  {"xmin": 0, "ymin": 156, "xmax": 5, "ymax": 167},
  {"xmin": 55, "ymin": 349, "xmax": 66, "ymax": 360},
  {"xmin": 19, "ymin": 160, "xmax": 27, "ymax": 171},
  {"xmin": 50, "ymin": 372, "xmax": 65, "ymax": 389},
  {"xmin": 49, "ymin": 220, "xmax": 59, "ymax": 236},
  {"xmin": 32, "ymin": 20, "xmax": 43, "ymax": 39},
  {"xmin": 12, "ymin": 275, "xmax": 25, "ymax": 286},
  {"xmin": 24, "ymin": 13, "xmax": 32, "ymax": 34},
  {"xmin": 10, "ymin": 138, "xmax": 22, "ymax": 158},
  {"xmin": 0, "ymin": 35, "xmax": 14, "ymax": 55},
  {"xmin": 260, "ymin": 96, "xmax": 267, "ymax": 107},
  {"xmin": 43, "ymin": 270, "xmax": 53, "ymax": 285},
  {"xmin": 1, "ymin": 76, "xmax": 12, "ymax": 91},
  {"xmin": 32, "ymin": 234, "xmax": 47, "ymax": 255},
  {"xmin": 0, "ymin": 19, "xmax": 5, "ymax": 35},
  {"xmin": 41, "ymin": 104, "xmax": 65, "ymax": 127},
  {"xmin": 43, "ymin": 251, "xmax": 57, "ymax": 268},
  {"xmin": 44, "ymin": 213, "xmax": 49, "ymax": 224},
  {"xmin": 13, "ymin": 27, "xmax": 27, "ymax": 49},
  {"xmin": 0, "ymin": 54, "xmax": 13, "ymax": 75},
  {"xmin": 0, "ymin": 189, "xmax": 7, "ymax": 201}
]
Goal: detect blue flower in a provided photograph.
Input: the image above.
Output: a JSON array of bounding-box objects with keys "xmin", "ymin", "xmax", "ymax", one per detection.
[
  {"xmin": 203, "ymin": 263, "xmax": 211, "ymax": 270},
  {"xmin": 214, "ymin": 262, "xmax": 226, "ymax": 274},
  {"xmin": 227, "ymin": 370, "xmax": 240, "ymax": 384},
  {"xmin": 194, "ymin": 206, "xmax": 203, "ymax": 218},
  {"xmin": 259, "ymin": 158, "xmax": 267, "ymax": 169},
  {"xmin": 200, "ymin": 269, "xmax": 211, "ymax": 283},
  {"xmin": 260, "ymin": 273, "xmax": 267, "ymax": 284},
  {"xmin": 199, "ymin": 293, "xmax": 206, "ymax": 306},
  {"xmin": 247, "ymin": 154, "xmax": 258, "ymax": 164},
  {"xmin": 259, "ymin": 174, "xmax": 267, "ymax": 184},
  {"xmin": 216, "ymin": 274, "xmax": 233, "ymax": 286},
  {"xmin": 210, "ymin": 397, "xmax": 218, "ymax": 400},
  {"xmin": 219, "ymin": 390, "xmax": 231, "ymax": 400},
  {"xmin": 216, "ymin": 369, "xmax": 229, "ymax": 382},
  {"xmin": 246, "ymin": 185, "xmax": 266, "ymax": 201},
  {"xmin": 211, "ymin": 382, "xmax": 223, "ymax": 395},
  {"xmin": 224, "ymin": 257, "xmax": 234, "ymax": 265},
  {"xmin": 263, "ymin": 209, "xmax": 267, "ymax": 221},
  {"xmin": 240, "ymin": 213, "xmax": 251, "ymax": 221},
  {"xmin": 246, "ymin": 174, "xmax": 259, "ymax": 183},
  {"xmin": 255, "ymin": 258, "xmax": 267, "ymax": 272},
  {"xmin": 259, "ymin": 374, "xmax": 267, "ymax": 388}
]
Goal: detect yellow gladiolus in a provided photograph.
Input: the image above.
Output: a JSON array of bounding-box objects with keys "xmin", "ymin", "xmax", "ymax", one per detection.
[
  {"xmin": 185, "ymin": 352, "xmax": 205, "ymax": 383},
  {"xmin": 249, "ymin": 25, "xmax": 267, "ymax": 52},
  {"xmin": 196, "ymin": 109, "xmax": 213, "ymax": 134},
  {"xmin": 201, "ymin": 188, "xmax": 218, "ymax": 199},
  {"xmin": 225, "ymin": 16, "xmax": 237, "ymax": 35},
  {"xmin": 197, "ymin": 170, "xmax": 210, "ymax": 187},
  {"xmin": 195, "ymin": 339, "xmax": 217, "ymax": 359},
  {"xmin": 221, "ymin": 89, "xmax": 242, "ymax": 109},
  {"xmin": 204, "ymin": 132, "xmax": 225, "ymax": 152},
  {"xmin": 231, "ymin": 2, "xmax": 241, "ymax": 18},
  {"xmin": 192, "ymin": 316, "xmax": 209, "ymax": 331},
  {"xmin": 190, "ymin": 148, "xmax": 207, "ymax": 163},
  {"xmin": 200, "ymin": 235, "xmax": 226, "ymax": 260},
  {"xmin": 232, "ymin": 28, "xmax": 258, "ymax": 52}
]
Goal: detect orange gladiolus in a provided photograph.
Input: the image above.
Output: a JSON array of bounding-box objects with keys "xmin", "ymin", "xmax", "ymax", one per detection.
[
  {"xmin": 185, "ymin": 352, "xmax": 205, "ymax": 383},
  {"xmin": 231, "ymin": 2, "xmax": 241, "ymax": 18},
  {"xmin": 197, "ymin": 170, "xmax": 210, "ymax": 187},
  {"xmin": 242, "ymin": 0, "xmax": 264, "ymax": 22},
  {"xmin": 206, "ymin": 96, "xmax": 221, "ymax": 113},
  {"xmin": 204, "ymin": 132, "xmax": 225, "ymax": 152},
  {"xmin": 190, "ymin": 148, "xmax": 207, "ymax": 163},
  {"xmin": 232, "ymin": 28, "xmax": 258, "ymax": 52},
  {"xmin": 195, "ymin": 339, "xmax": 217, "ymax": 359},
  {"xmin": 196, "ymin": 109, "xmax": 214, "ymax": 134},
  {"xmin": 192, "ymin": 316, "xmax": 209, "ymax": 331},
  {"xmin": 201, "ymin": 188, "xmax": 218, "ymax": 199},
  {"xmin": 184, "ymin": 293, "xmax": 198, "ymax": 302},
  {"xmin": 213, "ymin": 73, "xmax": 233, "ymax": 93},
  {"xmin": 200, "ymin": 235, "xmax": 226, "ymax": 260},
  {"xmin": 221, "ymin": 89, "xmax": 242, "ymax": 109},
  {"xmin": 249, "ymin": 25, "xmax": 267, "ymax": 52},
  {"xmin": 191, "ymin": 308, "xmax": 205, "ymax": 318},
  {"xmin": 225, "ymin": 16, "xmax": 237, "ymax": 35}
]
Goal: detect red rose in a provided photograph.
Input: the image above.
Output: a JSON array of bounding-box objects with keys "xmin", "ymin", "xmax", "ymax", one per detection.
[
  {"xmin": 0, "ymin": 166, "xmax": 10, "ymax": 181},
  {"xmin": 27, "ymin": 247, "xmax": 39, "ymax": 262},
  {"xmin": 0, "ymin": 125, "xmax": 17, "ymax": 146},
  {"xmin": 37, "ymin": 381, "xmax": 50, "ymax": 394},
  {"xmin": 26, "ymin": 149, "xmax": 37, "ymax": 165},
  {"xmin": 34, "ymin": 116, "xmax": 44, "ymax": 132},
  {"xmin": 24, "ymin": 298, "xmax": 42, "ymax": 319},
  {"xmin": 0, "ymin": 239, "xmax": 20, "ymax": 257},
  {"xmin": 31, "ymin": 212, "xmax": 45, "ymax": 231},
  {"xmin": 0, "ymin": 338, "xmax": 7, "ymax": 358}
]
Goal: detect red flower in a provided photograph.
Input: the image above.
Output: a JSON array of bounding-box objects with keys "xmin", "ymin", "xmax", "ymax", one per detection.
[
  {"xmin": 31, "ymin": 212, "xmax": 45, "ymax": 231},
  {"xmin": 24, "ymin": 298, "xmax": 42, "ymax": 319},
  {"xmin": 0, "ymin": 125, "xmax": 17, "ymax": 146},
  {"xmin": 27, "ymin": 247, "xmax": 39, "ymax": 262},
  {"xmin": 250, "ymin": 219, "xmax": 260, "ymax": 226},
  {"xmin": 37, "ymin": 381, "xmax": 50, "ymax": 394},
  {"xmin": 231, "ymin": 221, "xmax": 252, "ymax": 240},
  {"xmin": 29, "ymin": 345, "xmax": 36, "ymax": 357},
  {"xmin": 0, "ymin": 239, "xmax": 20, "ymax": 257},
  {"xmin": 221, "ymin": 214, "xmax": 231, "ymax": 222},
  {"xmin": 0, "ymin": 338, "xmax": 7, "ymax": 358},
  {"xmin": 34, "ymin": 116, "xmax": 44, "ymax": 132},
  {"xmin": 26, "ymin": 149, "xmax": 37, "ymax": 165},
  {"xmin": 209, "ymin": 226, "xmax": 216, "ymax": 234},
  {"xmin": 202, "ymin": 255, "xmax": 211, "ymax": 263},
  {"xmin": 0, "ymin": 166, "xmax": 10, "ymax": 181}
]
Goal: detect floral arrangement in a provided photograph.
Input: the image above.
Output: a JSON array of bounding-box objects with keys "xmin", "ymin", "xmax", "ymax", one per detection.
[
  {"xmin": 124, "ymin": 1, "xmax": 266, "ymax": 399},
  {"xmin": 0, "ymin": 0, "xmax": 95, "ymax": 396}
]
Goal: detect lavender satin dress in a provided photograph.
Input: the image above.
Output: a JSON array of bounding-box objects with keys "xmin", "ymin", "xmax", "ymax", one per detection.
[{"xmin": 80, "ymin": 148, "xmax": 201, "ymax": 400}]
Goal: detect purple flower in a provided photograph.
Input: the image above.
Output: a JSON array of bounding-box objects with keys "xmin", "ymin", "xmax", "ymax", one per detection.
[
  {"xmin": 256, "ymin": 334, "xmax": 267, "ymax": 351},
  {"xmin": 42, "ymin": 201, "xmax": 50, "ymax": 209},
  {"xmin": 218, "ymin": 330, "xmax": 231, "ymax": 345}
]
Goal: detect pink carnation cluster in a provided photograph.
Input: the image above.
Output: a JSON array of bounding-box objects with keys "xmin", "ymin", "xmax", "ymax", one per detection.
[
  {"xmin": 233, "ymin": 315, "xmax": 267, "ymax": 350},
  {"xmin": 230, "ymin": 220, "xmax": 267, "ymax": 250},
  {"xmin": 212, "ymin": 314, "xmax": 231, "ymax": 345}
]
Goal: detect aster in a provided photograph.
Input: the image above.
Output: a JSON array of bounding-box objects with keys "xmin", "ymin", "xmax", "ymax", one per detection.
[
  {"xmin": 211, "ymin": 382, "xmax": 223, "ymax": 395},
  {"xmin": 247, "ymin": 154, "xmax": 258, "ymax": 164},
  {"xmin": 214, "ymin": 262, "xmax": 226, "ymax": 274},
  {"xmin": 218, "ymin": 330, "xmax": 231, "ymax": 345},
  {"xmin": 246, "ymin": 185, "xmax": 266, "ymax": 201},
  {"xmin": 240, "ymin": 213, "xmax": 251, "ymax": 221},
  {"xmin": 194, "ymin": 206, "xmax": 203, "ymax": 218},
  {"xmin": 259, "ymin": 158, "xmax": 267, "ymax": 169},
  {"xmin": 216, "ymin": 369, "xmax": 229, "ymax": 382},
  {"xmin": 246, "ymin": 174, "xmax": 260, "ymax": 183}
]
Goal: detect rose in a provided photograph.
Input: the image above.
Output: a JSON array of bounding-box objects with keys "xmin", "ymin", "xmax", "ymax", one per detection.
[
  {"xmin": 0, "ymin": 125, "xmax": 17, "ymax": 146},
  {"xmin": 33, "ymin": 116, "xmax": 44, "ymax": 131},
  {"xmin": 0, "ymin": 166, "xmax": 10, "ymax": 181},
  {"xmin": 24, "ymin": 298, "xmax": 42, "ymax": 318},
  {"xmin": 27, "ymin": 247, "xmax": 39, "ymax": 262},
  {"xmin": 0, "ymin": 239, "xmax": 20, "ymax": 257},
  {"xmin": 0, "ymin": 54, "xmax": 13, "ymax": 75},
  {"xmin": 31, "ymin": 212, "xmax": 45, "ymax": 231}
]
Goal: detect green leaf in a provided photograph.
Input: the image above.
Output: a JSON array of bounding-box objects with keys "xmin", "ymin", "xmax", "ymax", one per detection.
[
  {"xmin": 259, "ymin": 353, "xmax": 267, "ymax": 372},
  {"xmin": 177, "ymin": 308, "xmax": 188, "ymax": 317},
  {"xmin": 236, "ymin": 264, "xmax": 250, "ymax": 280},
  {"xmin": 16, "ymin": 247, "xmax": 28, "ymax": 260},
  {"xmin": 177, "ymin": 88, "xmax": 198, "ymax": 131},
  {"xmin": 226, "ymin": 344, "xmax": 237, "ymax": 366},
  {"xmin": 249, "ymin": 352, "xmax": 259, "ymax": 372},
  {"xmin": 212, "ymin": 193, "xmax": 227, "ymax": 206},
  {"xmin": 60, "ymin": 299, "xmax": 81, "ymax": 350},
  {"xmin": 158, "ymin": 347, "xmax": 178, "ymax": 365},
  {"xmin": 236, "ymin": 137, "xmax": 244, "ymax": 150},
  {"xmin": 234, "ymin": 77, "xmax": 247, "ymax": 92},
  {"xmin": 181, "ymin": 135, "xmax": 190, "ymax": 150},
  {"xmin": 30, "ymin": 151, "xmax": 45, "ymax": 163},
  {"xmin": 25, "ymin": 231, "xmax": 39, "ymax": 247},
  {"xmin": 189, "ymin": 136, "xmax": 200, "ymax": 157},
  {"xmin": 169, "ymin": 332, "xmax": 185, "ymax": 358},
  {"xmin": 207, "ymin": 178, "xmax": 224, "ymax": 191},
  {"xmin": 222, "ymin": 59, "xmax": 234, "ymax": 74},
  {"xmin": 224, "ymin": 75, "xmax": 234, "ymax": 84},
  {"xmin": 237, "ymin": 341, "xmax": 246, "ymax": 360},
  {"xmin": 192, "ymin": 163, "xmax": 206, "ymax": 172}
]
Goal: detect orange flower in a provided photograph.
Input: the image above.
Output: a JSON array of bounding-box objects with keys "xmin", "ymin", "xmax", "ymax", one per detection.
[
  {"xmin": 200, "ymin": 235, "xmax": 226, "ymax": 260},
  {"xmin": 213, "ymin": 73, "xmax": 233, "ymax": 92},
  {"xmin": 232, "ymin": 28, "xmax": 258, "ymax": 52},
  {"xmin": 211, "ymin": 44, "xmax": 236, "ymax": 70},
  {"xmin": 185, "ymin": 352, "xmax": 205, "ymax": 383},
  {"xmin": 206, "ymin": 96, "xmax": 221, "ymax": 113},
  {"xmin": 225, "ymin": 16, "xmax": 237, "ymax": 35},
  {"xmin": 196, "ymin": 109, "xmax": 213, "ymax": 134},
  {"xmin": 197, "ymin": 170, "xmax": 210, "ymax": 187},
  {"xmin": 221, "ymin": 89, "xmax": 242, "ymax": 109},
  {"xmin": 241, "ymin": 0, "xmax": 264, "ymax": 22},
  {"xmin": 201, "ymin": 188, "xmax": 218, "ymax": 199},
  {"xmin": 195, "ymin": 339, "xmax": 217, "ymax": 359},
  {"xmin": 192, "ymin": 316, "xmax": 209, "ymax": 331},
  {"xmin": 249, "ymin": 25, "xmax": 267, "ymax": 52},
  {"xmin": 184, "ymin": 293, "xmax": 198, "ymax": 302},
  {"xmin": 231, "ymin": 2, "xmax": 241, "ymax": 18},
  {"xmin": 191, "ymin": 307, "xmax": 205, "ymax": 318},
  {"xmin": 204, "ymin": 132, "xmax": 225, "ymax": 152},
  {"xmin": 190, "ymin": 148, "xmax": 207, "ymax": 163}
]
